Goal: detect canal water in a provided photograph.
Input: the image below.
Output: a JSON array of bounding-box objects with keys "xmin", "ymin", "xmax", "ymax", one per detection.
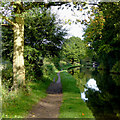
[{"xmin": 68, "ymin": 67, "xmax": 120, "ymax": 120}]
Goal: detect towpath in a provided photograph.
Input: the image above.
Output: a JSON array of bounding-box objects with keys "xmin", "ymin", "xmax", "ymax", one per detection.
[{"xmin": 27, "ymin": 71, "xmax": 62, "ymax": 118}]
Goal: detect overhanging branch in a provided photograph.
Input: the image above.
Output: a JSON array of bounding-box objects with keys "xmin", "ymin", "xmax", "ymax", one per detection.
[{"xmin": 2, "ymin": 16, "xmax": 17, "ymax": 26}]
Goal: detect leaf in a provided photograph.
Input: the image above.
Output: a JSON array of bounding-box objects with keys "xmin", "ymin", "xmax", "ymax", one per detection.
[
  {"xmin": 90, "ymin": 14, "xmax": 95, "ymax": 16},
  {"xmin": 13, "ymin": 5, "xmax": 16, "ymax": 8},
  {"xmin": 69, "ymin": 22, "xmax": 71, "ymax": 25}
]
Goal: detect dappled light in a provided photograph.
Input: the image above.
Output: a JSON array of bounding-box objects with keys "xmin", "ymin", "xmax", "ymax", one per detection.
[{"xmin": 1, "ymin": 1, "xmax": 120, "ymax": 119}]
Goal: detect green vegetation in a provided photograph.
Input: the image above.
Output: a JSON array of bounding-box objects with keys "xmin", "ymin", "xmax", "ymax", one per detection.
[
  {"xmin": 2, "ymin": 79, "xmax": 50, "ymax": 118},
  {"xmin": 1, "ymin": 3, "xmax": 67, "ymax": 89},
  {"xmin": 83, "ymin": 2, "xmax": 120, "ymax": 73},
  {"xmin": 24, "ymin": 8, "xmax": 67, "ymax": 57},
  {"xmin": 59, "ymin": 71, "xmax": 94, "ymax": 118},
  {"xmin": 62, "ymin": 36, "xmax": 86, "ymax": 64},
  {"xmin": 1, "ymin": 2, "xmax": 120, "ymax": 119},
  {"xmin": 2, "ymin": 60, "xmax": 58, "ymax": 118}
]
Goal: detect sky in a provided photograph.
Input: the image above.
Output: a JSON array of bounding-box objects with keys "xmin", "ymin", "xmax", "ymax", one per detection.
[
  {"xmin": 0, "ymin": 2, "xmax": 93, "ymax": 39},
  {"xmin": 51, "ymin": 3, "xmax": 91, "ymax": 39}
]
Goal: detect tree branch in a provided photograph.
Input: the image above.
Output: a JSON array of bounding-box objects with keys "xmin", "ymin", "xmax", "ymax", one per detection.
[{"xmin": 2, "ymin": 16, "xmax": 17, "ymax": 26}]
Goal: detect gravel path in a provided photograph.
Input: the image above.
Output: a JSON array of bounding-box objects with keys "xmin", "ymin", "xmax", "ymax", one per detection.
[{"xmin": 27, "ymin": 71, "xmax": 63, "ymax": 118}]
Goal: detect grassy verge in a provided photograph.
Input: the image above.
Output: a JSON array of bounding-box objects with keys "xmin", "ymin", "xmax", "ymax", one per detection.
[
  {"xmin": 2, "ymin": 60, "xmax": 58, "ymax": 118},
  {"xmin": 2, "ymin": 78, "xmax": 51, "ymax": 118},
  {"xmin": 59, "ymin": 71, "xmax": 94, "ymax": 118}
]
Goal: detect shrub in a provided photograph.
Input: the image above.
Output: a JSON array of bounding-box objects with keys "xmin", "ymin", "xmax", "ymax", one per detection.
[
  {"xmin": 2, "ymin": 61, "xmax": 13, "ymax": 89},
  {"xmin": 111, "ymin": 61, "xmax": 120, "ymax": 73},
  {"xmin": 24, "ymin": 46, "xmax": 43, "ymax": 82}
]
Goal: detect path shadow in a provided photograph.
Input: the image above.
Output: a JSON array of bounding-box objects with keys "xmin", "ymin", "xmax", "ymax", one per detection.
[{"xmin": 47, "ymin": 72, "xmax": 62, "ymax": 94}]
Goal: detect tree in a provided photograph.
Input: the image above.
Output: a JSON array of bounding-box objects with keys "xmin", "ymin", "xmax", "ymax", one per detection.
[
  {"xmin": 62, "ymin": 36, "xmax": 86, "ymax": 64},
  {"xmin": 83, "ymin": 2, "xmax": 120, "ymax": 71},
  {"xmin": 1, "ymin": 2, "xmax": 68, "ymax": 89},
  {"xmin": 2, "ymin": 25, "xmax": 13, "ymax": 62},
  {"xmin": 24, "ymin": 8, "xmax": 67, "ymax": 57},
  {"xmin": 24, "ymin": 8, "xmax": 67, "ymax": 79},
  {"xmin": 1, "ymin": 1, "xmax": 98, "ymax": 89}
]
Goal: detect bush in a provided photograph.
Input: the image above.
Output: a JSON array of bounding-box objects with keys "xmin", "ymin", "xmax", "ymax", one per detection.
[
  {"xmin": 42, "ymin": 58, "xmax": 58, "ymax": 82},
  {"xmin": 2, "ymin": 61, "xmax": 13, "ymax": 89},
  {"xmin": 24, "ymin": 46, "xmax": 43, "ymax": 82},
  {"xmin": 111, "ymin": 61, "xmax": 120, "ymax": 73}
]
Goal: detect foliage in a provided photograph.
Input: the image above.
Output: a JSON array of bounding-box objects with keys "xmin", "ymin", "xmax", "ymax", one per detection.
[
  {"xmin": 1, "ymin": 2, "xmax": 68, "ymax": 88},
  {"xmin": 111, "ymin": 61, "xmax": 120, "ymax": 73},
  {"xmin": 62, "ymin": 36, "xmax": 86, "ymax": 64},
  {"xmin": 83, "ymin": 2, "xmax": 120, "ymax": 71},
  {"xmin": 2, "ymin": 59, "xmax": 59, "ymax": 118},
  {"xmin": 71, "ymin": 68, "xmax": 92, "ymax": 93},
  {"xmin": 2, "ymin": 60, "xmax": 13, "ymax": 89},
  {"xmin": 24, "ymin": 8, "xmax": 67, "ymax": 57},
  {"xmin": 59, "ymin": 61, "xmax": 73, "ymax": 70},
  {"xmin": 2, "ymin": 26, "xmax": 13, "ymax": 62},
  {"xmin": 42, "ymin": 58, "xmax": 59, "ymax": 82},
  {"xmin": 50, "ymin": 55, "xmax": 61, "ymax": 70},
  {"xmin": 2, "ymin": 7, "xmax": 67, "ymax": 88},
  {"xmin": 24, "ymin": 46, "xmax": 43, "ymax": 81}
]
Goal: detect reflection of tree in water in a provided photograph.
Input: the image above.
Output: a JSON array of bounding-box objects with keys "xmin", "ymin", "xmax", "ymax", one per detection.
[
  {"xmin": 69, "ymin": 67, "xmax": 92, "ymax": 92},
  {"xmin": 86, "ymin": 70, "xmax": 120, "ymax": 120}
]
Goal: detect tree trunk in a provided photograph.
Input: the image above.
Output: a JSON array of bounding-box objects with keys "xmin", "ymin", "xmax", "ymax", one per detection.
[{"xmin": 13, "ymin": 16, "xmax": 25, "ymax": 89}]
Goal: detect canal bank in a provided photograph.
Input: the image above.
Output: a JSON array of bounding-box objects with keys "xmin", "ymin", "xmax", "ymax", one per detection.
[
  {"xmin": 59, "ymin": 70, "xmax": 94, "ymax": 118},
  {"xmin": 67, "ymin": 67, "xmax": 120, "ymax": 120}
]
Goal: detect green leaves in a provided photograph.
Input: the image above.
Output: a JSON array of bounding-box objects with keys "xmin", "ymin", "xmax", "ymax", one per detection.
[
  {"xmin": 62, "ymin": 36, "xmax": 86, "ymax": 62},
  {"xmin": 83, "ymin": 2, "xmax": 120, "ymax": 70},
  {"xmin": 24, "ymin": 8, "xmax": 67, "ymax": 57}
]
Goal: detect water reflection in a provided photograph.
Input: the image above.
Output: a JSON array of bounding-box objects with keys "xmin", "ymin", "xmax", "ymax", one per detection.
[
  {"xmin": 68, "ymin": 67, "xmax": 120, "ymax": 120},
  {"xmin": 81, "ymin": 78, "xmax": 100, "ymax": 102}
]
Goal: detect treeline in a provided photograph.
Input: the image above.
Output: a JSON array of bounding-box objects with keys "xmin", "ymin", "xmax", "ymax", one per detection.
[
  {"xmin": 2, "ymin": 7, "xmax": 67, "ymax": 90},
  {"xmin": 83, "ymin": 2, "xmax": 120, "ymax": 73},
  {"xmin": 2, "ymin": 2, "xmax": 120, "ymax": 91}
]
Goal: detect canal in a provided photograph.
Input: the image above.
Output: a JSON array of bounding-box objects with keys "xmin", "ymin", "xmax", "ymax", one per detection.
[{"xmin": 68, "ymin": 67, "xmax": 120, "ymax": 120}]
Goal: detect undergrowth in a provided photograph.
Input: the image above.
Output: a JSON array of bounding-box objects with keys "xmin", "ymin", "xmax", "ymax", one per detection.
[{"xmin": 2, "ymin": 58, "xmax": 58, "ymax": 118}]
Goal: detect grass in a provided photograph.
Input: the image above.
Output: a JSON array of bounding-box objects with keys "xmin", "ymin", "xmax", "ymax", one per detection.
[
  {"xmin": 2, "ymin": 60, "xmax": 59, "ymax": 118},
  {"xmin": 2, "ymin": 60, "xmax": 94, "ymax": 118},
  {"xmin": 59, "ymin": 71, "xmax": 94, "ymax": 118},
  {"xmin": 2, "ymin": 78, "xmax": 51, "ymax": 118}
]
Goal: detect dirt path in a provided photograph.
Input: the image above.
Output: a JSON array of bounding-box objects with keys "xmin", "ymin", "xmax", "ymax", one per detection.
[{"xmin": 27, "ymin": 71, "xmax": 63, "ymax": 118}]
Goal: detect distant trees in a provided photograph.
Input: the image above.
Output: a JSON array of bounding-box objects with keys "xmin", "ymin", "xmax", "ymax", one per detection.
[{"xmin": 62, "ymin": 36, "xmax": 86, "ymax": 64}]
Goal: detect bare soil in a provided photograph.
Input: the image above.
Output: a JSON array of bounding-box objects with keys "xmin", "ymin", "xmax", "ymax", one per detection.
[{"xmin": 27, "ymin": 71, "xmax": 63, "ymax": 118}]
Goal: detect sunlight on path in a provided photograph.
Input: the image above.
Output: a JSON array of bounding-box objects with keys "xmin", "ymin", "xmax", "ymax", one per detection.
[{"xmin": 27, "ymin": 71, "xmax": 63, "ymax": 118}]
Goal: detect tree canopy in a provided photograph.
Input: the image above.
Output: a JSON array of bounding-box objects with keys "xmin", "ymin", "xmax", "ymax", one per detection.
[
  {"xmin": 62, "ymin": 36, "xmax": 86, "ymax": 63},
  {"xmin": 83, "ymin": 2, "xmax": 120, "ymax": 72},
  {"xmin": 24, "ymin": 7, "xmax": 67, "ymax": 57}
]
